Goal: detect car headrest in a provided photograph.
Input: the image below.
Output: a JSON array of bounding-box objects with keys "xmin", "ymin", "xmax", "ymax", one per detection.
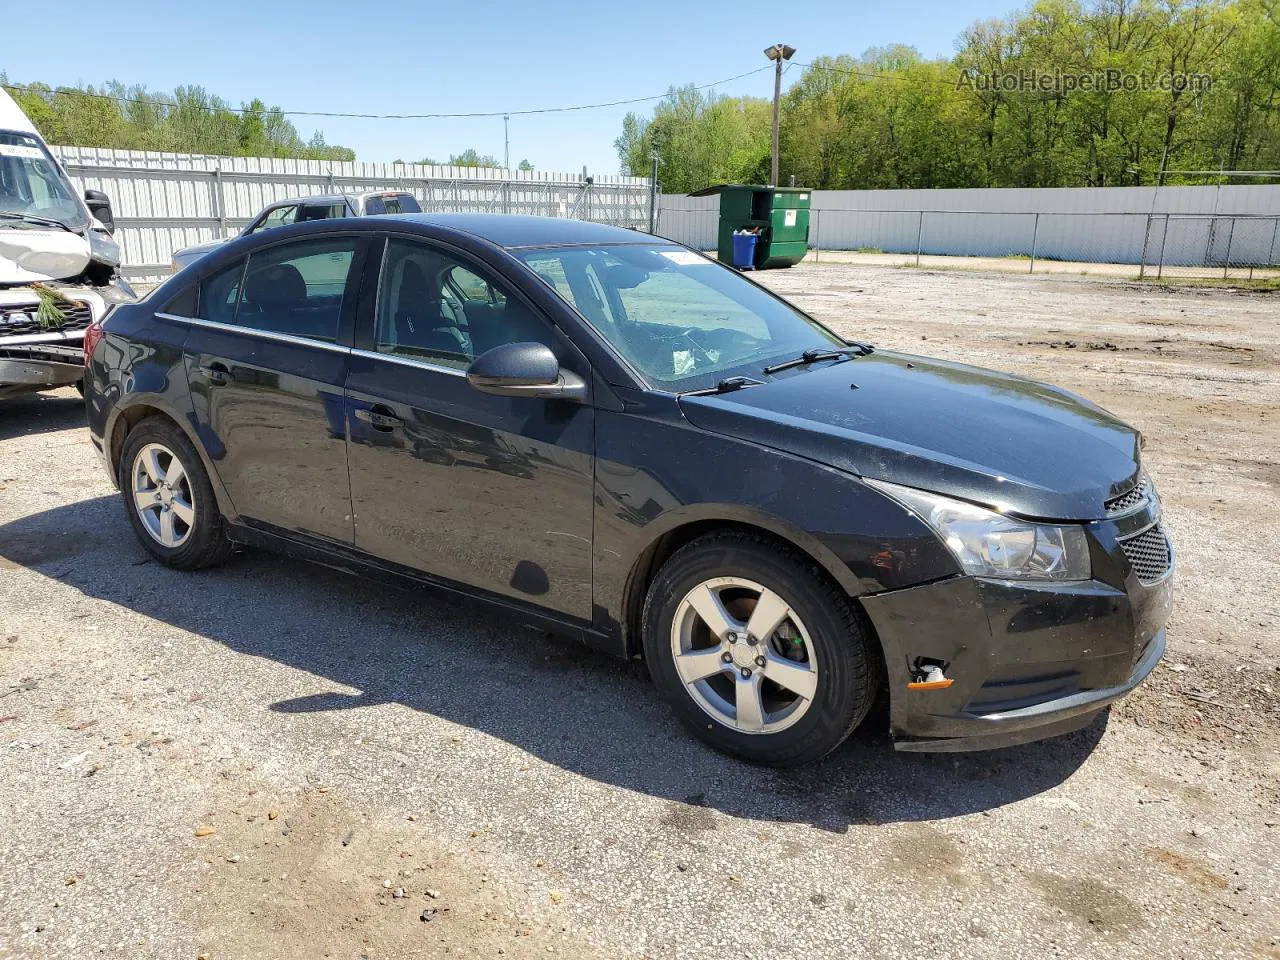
[
  {"xmin": 245, "ymin": 263, "xmax": 307, "ymax": 306},
  {"xmin": 397, "ymin": 260, "xmax": 433, "ymax": 305}
]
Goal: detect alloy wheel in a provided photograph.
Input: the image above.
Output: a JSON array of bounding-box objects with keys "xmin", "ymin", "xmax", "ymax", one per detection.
[
  {"xmin": 131, "ymin": 442, "xmax": 196, "ymax": 549},
  {"xmin": 670, "ymin": 576, "xmax": 819, "ymax": 735}
]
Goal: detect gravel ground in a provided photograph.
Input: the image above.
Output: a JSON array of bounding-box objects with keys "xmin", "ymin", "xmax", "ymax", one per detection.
[{"xmin": 1, "ymin": 263, "xmax": 1277, "ymax": 960}]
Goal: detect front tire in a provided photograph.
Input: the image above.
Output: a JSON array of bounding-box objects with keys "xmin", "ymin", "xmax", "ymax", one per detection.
[
  {"xmin": 642, "ymin": 532, "xmax": 879, "ymax": 767},
  {"xmin": 119, "ymin": 417, "xmax": 233, "ymax": 570}
]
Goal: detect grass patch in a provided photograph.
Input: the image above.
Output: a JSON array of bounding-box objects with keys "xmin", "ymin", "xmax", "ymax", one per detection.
[
  {"xmin": 855, "ymin": 246, "xmax": 883, "ymax": 254},
  {"xmin": 1140, "ymin": 276, "xmax": 1280, "ymax": 292}
]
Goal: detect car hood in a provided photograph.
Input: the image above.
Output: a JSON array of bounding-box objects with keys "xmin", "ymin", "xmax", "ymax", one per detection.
[
  {"xmin": 174, "ymin": 237, "xmax": 231, "ymax": 262},
  {"xmin": 677, "ymin": 351, "xmax": 1141, "ymax": 521},
  {"xmin": 0, "ymin": 228, "xmax": 92, "ymax": 284}
]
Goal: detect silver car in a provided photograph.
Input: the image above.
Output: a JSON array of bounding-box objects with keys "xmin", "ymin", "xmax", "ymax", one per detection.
[{"xmin": 169, "ymin": 191, "xmax": 422, "ymax": 273}]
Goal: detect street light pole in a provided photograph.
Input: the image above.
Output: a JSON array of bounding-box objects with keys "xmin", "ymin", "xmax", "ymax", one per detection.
[
  {"xmin": 764, "ymin": 43, "xmax": 795, "ymax": 187},
  {"xmin": 504, "ymin": 114, "xmax": 510, "ymax": 171}
]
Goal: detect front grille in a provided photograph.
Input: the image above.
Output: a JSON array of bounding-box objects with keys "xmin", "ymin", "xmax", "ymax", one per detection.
[
  {"xmin": 0, "ymin": 301, "xmax": 93, "ymax": 337},
  {"xmin": 1119, "ymin": 524, "xmax": 1171, "ymax": 584},
  {"xmin": 1106, "ymin": 475, "xmax": 1149, "ymax": 515}
]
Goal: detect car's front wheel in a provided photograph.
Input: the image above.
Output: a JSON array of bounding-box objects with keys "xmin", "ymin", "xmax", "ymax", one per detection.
[
  {"xmin": 119, "ymin": 417, "xmax": 233, "ymax": 570},
  {"xmin": 642, "ymin": 532, "xmax": 880, "ymax": 767}
]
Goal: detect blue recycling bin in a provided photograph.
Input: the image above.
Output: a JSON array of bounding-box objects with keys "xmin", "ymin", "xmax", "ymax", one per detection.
[{"xmin": 731, "ymin": 231, "xmax": 759, "ymax": 270}]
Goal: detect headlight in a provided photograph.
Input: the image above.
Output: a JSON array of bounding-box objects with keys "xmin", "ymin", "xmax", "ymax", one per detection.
[{"xmin": 867, "ymin": 479, "xmax": 1091, "ymax": 581}]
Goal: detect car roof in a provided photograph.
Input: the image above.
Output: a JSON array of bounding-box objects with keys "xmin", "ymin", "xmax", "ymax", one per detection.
[
  {"xmin": 266, "ymin": 194, "xmax": 354, "ymax": 209},
  {"xmin": 0, "ymin": 89, "xmax": 41, "ymax": 137},
  {"xmin": 261, "ymin": 191, "xmax": 417, "ymax": 211},
  {"xmin": 383, "ymin": 213, "xmax": 665, "ymax": 249}
]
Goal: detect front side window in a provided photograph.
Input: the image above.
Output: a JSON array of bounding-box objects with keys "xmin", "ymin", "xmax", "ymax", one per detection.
[
  {"xmin": 0, "ymin": 132, "xmax": 89, "ymax": 231},
  {"xmin": 232, "ymin": 238, "xmax": 357, "ymax": 341},
  {"xmin": 247, "ymin": 204, "xmax": 299, "ymax": 235},
  {"xmin": 375, "ymin": 238, "xmax": 556, "ymax": 369},
  {"xmin": 515, "ymin": 245, "xmax": 842, "ymax": 390}
]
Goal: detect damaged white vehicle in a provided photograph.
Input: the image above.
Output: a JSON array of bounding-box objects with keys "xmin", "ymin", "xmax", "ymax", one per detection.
[{"xmin": 1, "ymin": 89, "xmax": 135, "ymax": 399}]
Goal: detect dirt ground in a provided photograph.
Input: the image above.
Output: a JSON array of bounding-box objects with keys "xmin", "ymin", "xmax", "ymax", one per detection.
[{"xmin": 0, "ymin": 263, "xmax": 1277, "ymax": 960}]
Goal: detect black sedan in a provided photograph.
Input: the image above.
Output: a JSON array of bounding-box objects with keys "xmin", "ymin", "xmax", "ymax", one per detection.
[{"xmin": 84, "ymin": 214, "xmax": 1173, "ymax": 765}]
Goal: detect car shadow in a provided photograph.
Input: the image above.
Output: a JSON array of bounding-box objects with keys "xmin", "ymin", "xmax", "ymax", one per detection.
[
  {"xmin": 0, "ymin": 389, "xmax": 85, "ymax": 442},
  {"xmin": 0, "ymin": 495, "xmax": 1108, "ymax": 831}
]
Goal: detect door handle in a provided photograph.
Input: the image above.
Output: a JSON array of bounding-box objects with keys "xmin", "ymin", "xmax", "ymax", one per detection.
[
  {"xmin": 354, "ymin": 405, "xmax": 401, "ymax": 431},
  {"xmin": 197, "ymin": 362, "xmax": 232, "ymax": 386}
]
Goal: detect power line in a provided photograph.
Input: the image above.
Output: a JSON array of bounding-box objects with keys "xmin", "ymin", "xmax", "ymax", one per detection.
[
  {"xmin": 2, "ymin": 66, "xmax": 775, "ymax": 122},
  {"xmin": 791, "ymin": 60, "xmax": 958, "ymax": 88}
]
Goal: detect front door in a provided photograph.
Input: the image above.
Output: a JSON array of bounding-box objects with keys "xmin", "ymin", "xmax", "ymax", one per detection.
[
  {"xmin": 183, "ymin": 235, "xmax": 366, "ymax": 545},
  {"xmin": 345, "ymin": 236, "xmax": 595, "ymax": 619}
]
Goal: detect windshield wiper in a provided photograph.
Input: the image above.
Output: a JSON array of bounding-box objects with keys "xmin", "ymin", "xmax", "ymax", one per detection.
[
  {"xmin": 680, "ymin": 376, "xmax": 766, "ymax": 396},
  {"xmin": 0, "ymin": 212, "xmax": 75, "ymax": 232},
  {"xmin": 761, "ymin": 342, "xmax": 874, "ymax": 376}
]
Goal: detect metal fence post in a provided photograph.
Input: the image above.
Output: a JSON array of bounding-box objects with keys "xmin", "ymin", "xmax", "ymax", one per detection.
[
  {"xmin": 211, "ymin": 166, "xmax": 226, "ymax": 240},
  {"xmin": 1269, "ymin": 217, "xmax": 1280, "ymax": 270},
  {"xmin": 648, "ymin": 154, "xmax": 658, "ymax": 234},
  {"xmin": 1157, "ymin": 214, "xmax": 1170, "ymax": 279},
  {"xmin": 1138, "ymin": 212, "xmax": 1153, "ymax": 279},
  {"xmin": 1223, "ymin": 218, "xmax": 1236, "ymax": 280},
  {"xmin": 915, "ymin": 211, "xmax": 924, "ymax": 267},
  {"xmin": 1029, "ymin": 212, "xmax": 1040, "ymax": 274}
]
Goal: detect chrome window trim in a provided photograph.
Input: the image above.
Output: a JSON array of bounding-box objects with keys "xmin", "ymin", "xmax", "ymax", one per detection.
[
  {"xmin": 351, "ymin": 347, "xmax": 467, "ymax": 377},
  {"xmin": 154, "ymin": 313, "xmax": 350, "ymax": 354}
]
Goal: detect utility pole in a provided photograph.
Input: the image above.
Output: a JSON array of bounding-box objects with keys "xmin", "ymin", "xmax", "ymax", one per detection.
[
  {"xmin": 504, "ymin": 114, "xmax": 510, "ymax": 171},
  {"xmin": 764, "ymin": 43, "xmax": 795, "ymax": 187}
]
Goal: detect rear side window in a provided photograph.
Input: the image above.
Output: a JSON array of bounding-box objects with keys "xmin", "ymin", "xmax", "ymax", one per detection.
[
  {"xmin": 238, "ymin": 237, "xmax": 358, "ymax": 342},
  {"xmin": 364, "ymin": 194, "xmax": 421, "ymax": 215},
  {"xmin": 198, "ymin": 260, "xmax": 244, "ymax": 324},
  {"xmin": 162, "ymin": 285, "xmax": 197, "ymax": 317},
  {"xmin": 297, "ymin": 202, "xmax": 346, "ymax": 223}
]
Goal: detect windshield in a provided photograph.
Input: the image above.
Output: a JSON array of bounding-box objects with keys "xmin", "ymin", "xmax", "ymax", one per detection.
[
  {"xmin": 0, "ymin": 132, "xmax": 88, "ymax": 231},
  {"xmin": 515, "ymin": 244, "xmax": 842, "ymax": 391}
]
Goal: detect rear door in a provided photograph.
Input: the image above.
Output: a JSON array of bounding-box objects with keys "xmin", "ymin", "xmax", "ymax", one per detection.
[
  {"xmin": 182, "ymin": 235, "xmax": 369, "ymax": 545},
  {"xmin": 344, "ymin": 235, "xmax": 595, "ymax": 619}
]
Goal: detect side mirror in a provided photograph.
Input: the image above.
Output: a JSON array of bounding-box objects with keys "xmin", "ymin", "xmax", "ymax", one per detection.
[
  {"xmin": 465, "ymin": 342, "xmax": 588, "ymax": 403},
  {"xmin": 84, "ymin": 189, "xmax": 115, "ymax": 235}
]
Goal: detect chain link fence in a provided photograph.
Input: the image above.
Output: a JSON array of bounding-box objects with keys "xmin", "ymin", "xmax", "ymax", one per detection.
[
  {"xmin": 805, "ymin": 209, "xmax": 1280, "ymax": 278},
  {"xmin": 656, "ymin": 189, "xmax": 1280, "ymax": 279}
]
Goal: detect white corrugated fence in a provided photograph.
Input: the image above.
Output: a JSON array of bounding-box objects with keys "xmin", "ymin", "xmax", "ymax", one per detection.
[
  {"xmin": 52, "ymin": 146, "xmax": 653, "ymax": 281},
  {"xmin": 658, "ymin": 185, "xmax": 1280, "ymax": 275}
]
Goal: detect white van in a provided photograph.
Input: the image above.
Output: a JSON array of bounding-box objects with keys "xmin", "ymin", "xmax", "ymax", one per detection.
[{"xmin": 0, "ymin": 88, "xmax": 134, "ymax": 398}]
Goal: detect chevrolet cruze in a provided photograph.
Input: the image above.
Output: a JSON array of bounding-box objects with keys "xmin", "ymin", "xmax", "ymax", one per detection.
[{"xmin": 84, "ymin": 214, "xmax": 1173, "ymax": 766}]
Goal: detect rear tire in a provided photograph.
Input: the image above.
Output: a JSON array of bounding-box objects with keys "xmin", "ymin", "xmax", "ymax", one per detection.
[
  {"xmin": 119, "ymin": 416, "xmax": 233, "ymax": 570},
  {"xmin": 642, "ymin": 532, "xmax": 879, "ymax": 767}
]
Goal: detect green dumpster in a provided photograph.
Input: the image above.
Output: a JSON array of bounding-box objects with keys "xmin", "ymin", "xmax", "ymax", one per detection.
[{"xmin": 692, "ymin": 184, "xmax": 811, "ymax": 269}]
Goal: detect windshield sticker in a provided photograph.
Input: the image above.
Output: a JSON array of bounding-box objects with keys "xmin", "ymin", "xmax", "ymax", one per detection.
[
  {"xmin": 660, "ymin": 250, "xmax": 709, "ymax": 266},
  {"xmin": 0, "ymin": 144, "xmax": 45, "ymax": 160},
  {"xmin": 672, "ymin": 349, "xmax": 696, "ymax": 376}
]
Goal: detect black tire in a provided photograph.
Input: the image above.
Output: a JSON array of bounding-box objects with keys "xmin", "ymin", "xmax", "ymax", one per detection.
[
  {"xmin": 119, "ymin": 416, "xmax": 234, "ymax": 570},
  {"xmin": 642, "ymin": 532, "xmax": 880, "ymax": 767}
]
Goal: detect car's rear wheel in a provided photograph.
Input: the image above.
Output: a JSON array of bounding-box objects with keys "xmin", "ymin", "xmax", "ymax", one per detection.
[
  {"xmin": 642, "ymin": 532, "xmax": 879, "ymax": 766},
  {"xmin": 120, "ymin": 417, "xmax": 233, "ymax": 570}
]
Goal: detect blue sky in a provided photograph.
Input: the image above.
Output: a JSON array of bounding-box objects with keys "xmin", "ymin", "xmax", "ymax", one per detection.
[{"xmin": 2, "ymin": 0, "xmax": 1005, "ymax": 174}]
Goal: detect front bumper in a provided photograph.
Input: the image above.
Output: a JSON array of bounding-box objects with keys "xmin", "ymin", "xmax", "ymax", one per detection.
[
  {"xmin": 0, "ymin": 347, "xmax": 85, "ymax": 398},
  {"xmin": 860, "ymin": 567, "xmax": 1172, "ymax": 752}
]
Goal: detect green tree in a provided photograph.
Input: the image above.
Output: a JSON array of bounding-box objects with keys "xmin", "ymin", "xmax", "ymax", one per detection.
[{"xmin": 0, "ymin": 78, "xmax": 357, "ymax": 161}]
